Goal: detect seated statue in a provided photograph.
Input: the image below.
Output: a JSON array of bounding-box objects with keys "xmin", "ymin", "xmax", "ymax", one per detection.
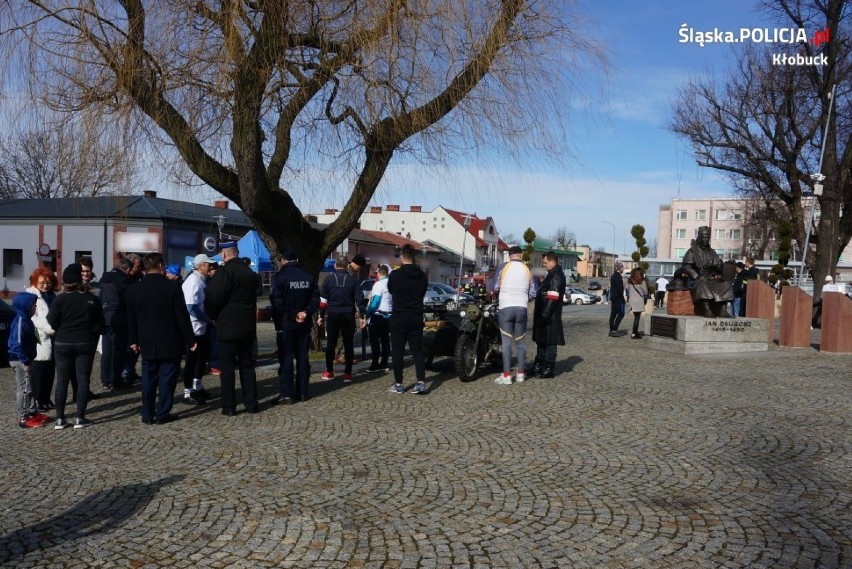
[{"xmin": 682, "ymin": 226, "xmax": 734, "ymax": 318}]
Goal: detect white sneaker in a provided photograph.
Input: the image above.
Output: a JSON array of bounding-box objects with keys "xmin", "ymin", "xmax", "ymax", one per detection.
[
  {"xmin": 515, "ymin": 372, "xmax": 526, "ymax": 383},
  {"xmin": 494, "ymin": 374, "xmax": 513, "ymax": 385}
]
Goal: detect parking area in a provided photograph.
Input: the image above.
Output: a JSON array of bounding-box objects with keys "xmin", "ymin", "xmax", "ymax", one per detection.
[{"xmin": 1, "ymin": 305, "xmax": 850, "ymax": 568}]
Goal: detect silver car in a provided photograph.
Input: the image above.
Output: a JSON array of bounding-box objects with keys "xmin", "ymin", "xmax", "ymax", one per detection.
[{"xmin": 427, "ymin": 282, "xmax": 475, "ymax": 311}]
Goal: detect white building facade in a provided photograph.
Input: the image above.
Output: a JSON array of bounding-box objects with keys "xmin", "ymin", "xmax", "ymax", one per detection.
[{"xmin": 314, "ymin": 205, "xmax": 504, "ymax": 275}]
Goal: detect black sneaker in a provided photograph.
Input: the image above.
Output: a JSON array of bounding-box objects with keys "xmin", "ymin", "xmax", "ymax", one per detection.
[
  {"xmin": 54, "ymin": 418, "xmax": 69, "ymax": 430},
  {"xmin": 74, "ymin": 418, "xmax": 94, "ymax": 429},
  {"xmin": 193, "ymin": 388, "xmax": 211, "ymax": 400},
  {"xmin": 184, "ymin": 392, "xmax": 206, "ymax": 405}
]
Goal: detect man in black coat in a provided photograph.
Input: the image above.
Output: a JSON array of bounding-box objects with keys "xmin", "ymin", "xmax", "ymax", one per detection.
[
  {"xmin": 270, "ymin": 248, "xmax": 319, "ymax": 404},
  {"xmin": 530, "ymin": 251, "xmax": 566, "ymax": 378},
  {"xmin": 608, "ymin": 261, "xmax": 626, "ymax": 337},
  {"xmin": 205, "ymin": 241, "xmax": 260, "ymax": 416},
  {"xmin": 127, "ymin": 253, "xmax": 196, "ymax": 425},
  {"xmin": 98, "ymin": 258, "xmax": 133, "ymax": 390}
]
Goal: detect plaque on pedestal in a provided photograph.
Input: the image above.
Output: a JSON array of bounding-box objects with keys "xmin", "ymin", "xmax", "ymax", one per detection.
[{"xmin": 647, "ymin": 314, "xmax": 769, "ymax": 354}]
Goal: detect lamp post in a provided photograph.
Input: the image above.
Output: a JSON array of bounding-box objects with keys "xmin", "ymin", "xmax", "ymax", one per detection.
[
  {"xmin": 456, "ymin": 213, "xmax": 473, "ymax": 307},
  {"xmin": 601, "ymin": 220, "xmax": 616, "ymax": 275},
  {"xmin": 214, "ymin": 214, "xmax": 226, "ymax": 241},
  {"xmin": 799, "ymin": 83, "xmax": 835, "ymax": 286}
]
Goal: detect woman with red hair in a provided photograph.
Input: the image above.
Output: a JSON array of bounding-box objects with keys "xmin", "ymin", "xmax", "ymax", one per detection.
[{"xmin": 25, "ymin": 267, "xmax": 59, "ymax": 410}]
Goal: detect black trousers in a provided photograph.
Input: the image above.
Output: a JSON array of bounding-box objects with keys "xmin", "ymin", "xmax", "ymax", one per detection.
[
  {"xmin": 277, "ymin": 328, "xmax": 311, "ymax": 399},
  {"xmin": 609, "ymin": 301, "xmax": 625, "ymax": 332},
  {"xmin": 218, "ymin": 338, "xmax": 258, "ymax": 412},
  {"xmin": 100, "ymin": 325, "xmax": 128, "ymax": 387},
  {"xmin": 31, "ymin": 359, "xmax": 55, "ymax": 406},
  {"xmin": 325, "ymin": 312, "xmax": 356, "ymax": 374},
  {"xmin": 390, "ymin": 312, "xmax": 425, "ymax": 384},
  {"xmin": 182, "ymin": 329, "xmax": 211, "ymax": 389},
  {"xmin": 54, "ymin": 342, "xmax": 94, "ymax": 421},
  {"xmin": 369, "ymin": 316, "xmax": 390, "ymax": 368}
]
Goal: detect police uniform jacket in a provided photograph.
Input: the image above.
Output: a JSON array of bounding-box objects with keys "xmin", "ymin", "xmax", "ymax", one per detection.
[
  {"xmin": 205, "ymin": 258, "xmax": 258, "ymax": 342},
  {"xmin": 270, "ymin": 262, "xmax": 319, "ymax": 331}
]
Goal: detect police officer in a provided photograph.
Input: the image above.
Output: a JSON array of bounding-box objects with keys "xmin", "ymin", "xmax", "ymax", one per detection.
[{"xmin": 270, "ymin": 248, "xmax": 319, "ymax": 404}]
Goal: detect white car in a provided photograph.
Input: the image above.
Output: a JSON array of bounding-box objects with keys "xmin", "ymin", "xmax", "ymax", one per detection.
[{"xmin": 563, "ymin": 287, "xmax": 595, "ymax": 305}]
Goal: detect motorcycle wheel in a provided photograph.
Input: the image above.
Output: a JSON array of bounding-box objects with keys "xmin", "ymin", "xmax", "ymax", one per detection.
[{"xmin": 454, "ymin": 332, "xmax": 480, "ymax": 382}]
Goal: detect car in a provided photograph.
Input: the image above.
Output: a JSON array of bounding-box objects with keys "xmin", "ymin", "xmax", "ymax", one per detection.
[
  {"xmin": 361, "ymin": 278, "xmax": 447, "ymax": 312},
  {"xmin": 427, "ymin": 282, "xmax": 474, "ymax": 311},
  {"xmin": 572, "ymin": 287, "xmax": 601, "ymax": 303},
  {"xmin": 563, "ymin": 287, "xmax": 596, "ymax": 305},
  {"xmin": 587, "ymin": 281, "xmax": 602, "ymax": 291}
]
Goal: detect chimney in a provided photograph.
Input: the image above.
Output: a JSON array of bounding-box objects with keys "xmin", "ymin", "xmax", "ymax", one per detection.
[
  {"xmin": 143, "ymin": 190, "xmax": 157, "ymax": 198},
  {"xmin": 369, "ymin": 206, "xmax": 382, "ymax": 214},
  {"xmin": 214, "ymin": 199, "xmax": 229, "ymax": 209},
  {"xmin": 325, "ymin": 208, "xmax": 337, "ymax": 215},
  {"xmin": 386, "ymin": 204, "xmax": 400, "ymax": 212},
  {"xmin": 410, "ymin": 205, "xmax": 421, "ymax": 212}
]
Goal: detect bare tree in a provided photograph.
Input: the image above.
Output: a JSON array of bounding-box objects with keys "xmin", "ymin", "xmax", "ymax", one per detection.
[
  {"xmin": 500, "ymin": 232, "xmax": 518, "ymax": 246},
  {"xmin": 1, "ymin": 1, "xmax": 605, "ymax": 272},
  {"xmin": 671, "ymin": 0, "xmax": 851, "ymax": 298},
  {"xmin": 552, "ymin": 226, "xmax": 576, "ymax": 249},
  {"xmin": 0, "ymin": 111, "xmax": 137, "ymax": 198}
]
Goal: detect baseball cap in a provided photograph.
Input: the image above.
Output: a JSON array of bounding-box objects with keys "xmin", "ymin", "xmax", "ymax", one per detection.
[
  {"xmin": 508, "ymin": 245, "xmax": 523, "ymax": 255},
  {"xmin": 193, "ymin": 254, "xmax": 213, "ymax": 267},
  {"xmin": 166, "ymin": 264, "xmax": 181, "ymax": 276}
]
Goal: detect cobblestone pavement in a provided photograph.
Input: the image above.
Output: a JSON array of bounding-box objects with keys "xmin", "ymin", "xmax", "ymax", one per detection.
[{"xmin": 1, "ymin": 306, "xmax": 850, "ymax": 568}]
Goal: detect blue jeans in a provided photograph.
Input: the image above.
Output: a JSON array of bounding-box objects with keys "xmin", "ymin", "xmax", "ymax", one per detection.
[
  {"xmin": 497, "ymin": 306, "xmax": 528, "ymax": 374},
  {"xmin": 731, "ymin": 297, "xmax": 742, "ymax": 318},
  {"xmin": 140, "ymin": 359, "xmax": 180, "ymax": 422}
]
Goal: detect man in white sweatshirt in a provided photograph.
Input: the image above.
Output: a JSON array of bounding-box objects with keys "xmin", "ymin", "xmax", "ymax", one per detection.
[{"xmin": 491, "ymin": 246, "xmax": 536, "ymax": 385}]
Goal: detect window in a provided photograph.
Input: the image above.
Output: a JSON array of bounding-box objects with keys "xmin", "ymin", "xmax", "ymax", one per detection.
[
  {"xmin": 715, "ymin": 209, "xmax": 728, "ymax": 220},
  {"xmin": 675, "ymin": 229, "xmax": 686, "ymax": 239},
  {"xmin": 75, "ymin": 250, "xmax": 93, "ymax": 263},
  {"xmin": 729, "ymin": 229, "xmax": 741, "ymax": 240},
  {"xmin": 714, "ymin": 248, "xmax": 725, "ymax": 256},
  {"xmin": 675, "ymin": 210, "xmax": 687, "ymax": 220},
  {"xmin": 3, "ymin": 248, "xmax": 23, "ymax": 278},
  {"xmin": 714, "ymin": 229, "xmax": 726, "ymax": 240},
  {"xmin": 674, "ymin": 248, "xmax": 687, "ymax": 257},
  {"xmin": 695, "ymin": 209, "xmax": 706, "ymax": 221},
  {"xmin": 731, "ymin": 210, "xmax": 743, "ymax": 221}
]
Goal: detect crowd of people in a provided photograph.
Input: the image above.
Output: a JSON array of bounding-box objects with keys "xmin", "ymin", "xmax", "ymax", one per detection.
[{"xmin": 9, "ymin": 240, "xmax": 575, "ymax": 428}]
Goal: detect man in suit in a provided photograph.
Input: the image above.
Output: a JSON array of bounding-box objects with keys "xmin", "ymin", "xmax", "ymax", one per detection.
[{"xmin": 127, "ymin": 253, "xmax": 196, "ymax": 425}]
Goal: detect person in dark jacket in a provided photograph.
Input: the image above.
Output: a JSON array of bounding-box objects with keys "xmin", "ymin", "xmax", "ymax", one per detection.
[
  {"xmin": 8, "ymin": 292, "xmax": 43, "ymax": 428},
  {"xmin": 318, "ymin": 255, "xmax": 362, "ymax": 383},
  {"xmin": 47, "ymin": 263, "xmax": 104, "ymax": 429},
  {"xmin": 738, "ymin": 256, "xmax": 760, "ymax": 316},
  {"xmin": 127, "ymin": 253, "xmax": 196, "ymax": 425},
  {"xmin": 205, "ymin": 241, "xmax": 260, "ymax": 416},
  {"xmin": 387, "ymin": 244, "xmax": 429, "ymax": 394},
  {"xmin": 608, "ymin": 261, "xmax": 626, "ymax": 337},
  {"xmin": 530, "ymin": 251, "xmax": 566, "ymax": 379},
  {"xmin": 270, "ymin": 248, "xmax": 319, "ymax": 404},
  {"xmin": 98, "ymin": 258, "xmax": 133, "ymax": 390}
]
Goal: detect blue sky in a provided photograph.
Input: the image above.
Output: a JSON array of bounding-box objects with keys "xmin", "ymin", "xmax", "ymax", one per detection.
[{"xmin": 153, "ymin": 1, "xmax": 796, "ymax": 254}]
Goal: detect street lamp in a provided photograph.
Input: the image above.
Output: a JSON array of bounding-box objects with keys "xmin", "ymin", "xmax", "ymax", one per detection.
[
  {"xmin": 214, "ymin": 214, "xmax": 227, "ymax": 240},
  {"xmin": 601, "ymin": 220, "xmax": 616, "ymax": 275},
  {"xmin": 456, "ymin": 213, "xmax": 473, "ymax": 307}
]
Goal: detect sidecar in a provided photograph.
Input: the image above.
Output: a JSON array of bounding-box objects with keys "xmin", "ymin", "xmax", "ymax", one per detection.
[{"xmin": 422, "ymin": 312, "xmax": 461, "ymax": 367}]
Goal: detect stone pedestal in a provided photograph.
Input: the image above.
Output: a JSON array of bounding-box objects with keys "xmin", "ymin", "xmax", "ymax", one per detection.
[
  {"xmin": 820, "ymin": 292, "xmax": 852, "ymax": 353},
  {"xmin": 745, "ymin": 280, "xmax": 776, "ymax": 344},
  {"xmin": 647, "ymin": 315, "xmax": 769, "ymax": 354},
  {"xmin": 666, "ymin": 290, "xmax": 696, "ymax": 316},
  {"xmin": 780, "ymin": 286, "xmax": 813, "ymax": 348}
]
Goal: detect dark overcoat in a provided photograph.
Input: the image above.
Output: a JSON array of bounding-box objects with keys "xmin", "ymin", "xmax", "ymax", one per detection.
[
  {"xmin": 532, "ymin": 265, "xmax": 567, "ymax": 346},
  {"xmin": 205, "ymin": 258, "xmax": 258, "ymax": 342},
  {"xmin": 126, "ymin": 273, "xmax": 195, "ymax": 361}
]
